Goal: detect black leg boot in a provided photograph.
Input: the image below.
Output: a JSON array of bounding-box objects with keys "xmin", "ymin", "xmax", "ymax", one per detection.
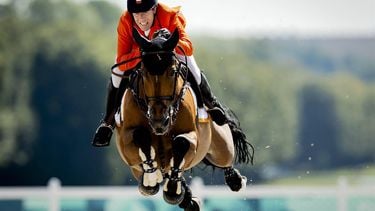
[
  {"xmin": 187, "ymin": 72, "xmax": 204, "ymax": 108},
  {"xmin": 92, "ymin": 78, "xmax": 118, "ymax": 147},
  {"xmin": 92, "ymin": 77, "xmax": 129, "ymax": 147},
  {"xmin": 199, "ymin": 73, "xmax": 229, "ymax": 125}
]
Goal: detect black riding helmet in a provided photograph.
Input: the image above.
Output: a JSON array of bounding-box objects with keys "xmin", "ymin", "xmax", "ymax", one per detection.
[{"xmin": 127, "ymin": 0, "xmax": 158, "ymax": 13}]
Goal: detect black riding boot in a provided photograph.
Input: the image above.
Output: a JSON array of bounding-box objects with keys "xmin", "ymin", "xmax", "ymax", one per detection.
[
  {"xmin": 199, "ymin": 73, "xmax": 229, "ymax": 125},
  {"xmin": 92, "ymin": 78, "xmax": 128, "ymax": 147}
]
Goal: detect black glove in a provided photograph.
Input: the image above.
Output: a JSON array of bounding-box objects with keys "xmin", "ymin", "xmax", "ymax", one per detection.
[{"xmin": 153, "ymin": 28, "xmax": 171, "ymax": 39}]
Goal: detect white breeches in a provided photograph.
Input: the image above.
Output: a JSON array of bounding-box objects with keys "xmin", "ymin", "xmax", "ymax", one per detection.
[
  {"xmin": 111, "ymin": 66, "xmax": 123, "ymax": 88},
  {"xmin": 176, "ymin": 55, "xmax": 202, "ymax": 84}
]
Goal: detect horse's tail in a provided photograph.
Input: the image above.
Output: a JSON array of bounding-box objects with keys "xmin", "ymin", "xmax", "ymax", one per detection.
[{"xmin": 225, "ymin": 107, "xmax": 254, "ymax": 165}]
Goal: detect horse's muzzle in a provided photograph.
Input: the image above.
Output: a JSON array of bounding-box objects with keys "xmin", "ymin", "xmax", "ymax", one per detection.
[
  {"xmin": 147, "ymin": 103, "xmax": 173, "ymax": 135},
  {"xmin": 147, "ymin": 111, "xmax": 171, "ymax": 136},
  {"xmin": 150, "ymin": 117, "xmax": 170, "ymax": 135}
]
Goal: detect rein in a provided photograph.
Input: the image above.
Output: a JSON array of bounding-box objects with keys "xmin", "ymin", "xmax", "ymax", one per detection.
[{"xmin": 110, "ymin": 46, "xmax": 188, "ymax": 77}]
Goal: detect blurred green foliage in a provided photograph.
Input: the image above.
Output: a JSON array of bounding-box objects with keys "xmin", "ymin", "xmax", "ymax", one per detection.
[{"xmin": 0, "ymin": 0, "xmax": 374, "ymax": 185}]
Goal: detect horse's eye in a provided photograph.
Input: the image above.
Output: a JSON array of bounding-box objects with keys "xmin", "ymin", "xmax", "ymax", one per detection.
[{"xmin": 168, "ymin": 67, "xmax": 177, "ymax": 77}]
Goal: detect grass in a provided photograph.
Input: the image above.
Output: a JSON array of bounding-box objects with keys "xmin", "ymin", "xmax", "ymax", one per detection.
[{"xmin": 265, "ymin": 164, "xmax": 375, "ymax": 186}]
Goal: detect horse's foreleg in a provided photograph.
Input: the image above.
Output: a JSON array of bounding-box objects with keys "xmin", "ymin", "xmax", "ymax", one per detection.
[
  {"xmin": 177, "ymin": 179, "xmax": 202, "ymax": 211},
  {"xmin": 138, "ymin": 147, "xmax": 163, "ymax": 187},
  {"xmin": 133, "ymin": 127, "xmax": 163, "ymax": 195},
  {"xmin": 163, "ymin": 135, "xmax": 191, "ymax": 205}
]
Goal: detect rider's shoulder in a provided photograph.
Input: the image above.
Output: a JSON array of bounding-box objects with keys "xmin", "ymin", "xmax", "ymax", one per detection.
[
  {"xmin": 157, "ymin": 3, "xmax": 184, "ymax": 25},
  {"xmin": 118, "ymin": 11, "xmax": 133, "ymax": 28},
  {"xmin": 157, "ymin": 3, "xmax": 183, "ymax": 19},
  {"xmin": 121, "ymin": 11, "xmax": 133, "ymax": 21}
]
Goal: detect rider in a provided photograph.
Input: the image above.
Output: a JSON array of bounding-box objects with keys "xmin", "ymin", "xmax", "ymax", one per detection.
[{"xmin": 92, "ymin": 0, "xmax": 231, "ymax": 147}]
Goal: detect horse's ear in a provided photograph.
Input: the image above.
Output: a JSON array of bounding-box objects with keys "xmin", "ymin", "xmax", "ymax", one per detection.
[
  {"xmin": 163, "ymin": 28, "xmax": 179, "ymax": 51},
  {"xmin": 133, "ymin": 28, "xmax": 152, "ymax": 50}
]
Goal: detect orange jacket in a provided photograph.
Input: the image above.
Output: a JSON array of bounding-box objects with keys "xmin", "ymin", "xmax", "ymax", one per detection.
[{"xmin": 116, "ymin": 3, "xmax": 193, "ymax": 72}]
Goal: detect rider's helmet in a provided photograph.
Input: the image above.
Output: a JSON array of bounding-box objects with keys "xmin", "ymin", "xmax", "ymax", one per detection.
[{"xmin": 127, "ymin": 0, "xmax": 158, "ymax": 13}]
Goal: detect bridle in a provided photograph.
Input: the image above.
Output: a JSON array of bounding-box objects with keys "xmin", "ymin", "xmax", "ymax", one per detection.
[{"xmin": 111, "ymin": 47, "xmax": 190, "ymax": 135}]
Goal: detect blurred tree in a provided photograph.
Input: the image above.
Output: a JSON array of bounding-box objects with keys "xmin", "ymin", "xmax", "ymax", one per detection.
[
  {"xmin": 328, "ymin": 74, "xmax": 375, "ymax": 164},
  {"xmin": 88, "ymin": 1, "xmax": 121, "ymax": 31},
  {"xmin": 25, "ymin": 45, "xmax": 110, "ymax": 185},
  {"xmin": 0, "ymin": 0, "xmax": 124, "ymax": 185},
  {"xmin": 28, "ymin": 0, "xmax": 55, "ymax": 23},
  {"xmin": 0, "ymin": 3, "xmax": 36, "ymax": 167},
  {"xmin": 296, "ymin": 83, "xmax": 341, "ymax": 169}
]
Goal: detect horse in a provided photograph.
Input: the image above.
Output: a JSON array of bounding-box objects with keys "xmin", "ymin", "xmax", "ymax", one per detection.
[{"xmin": 114, "ymin": 28, "xmax": 254, "ymax": 210}]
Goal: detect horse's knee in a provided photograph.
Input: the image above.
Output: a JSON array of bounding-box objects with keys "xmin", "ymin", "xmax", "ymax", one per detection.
[
  {"xmin": 133, "ymin": 127, "xmax": 151, "ymax": 150},
  {"xmin": 173, "ymin": 136, "xmax": 190, "ymax": 154},
  {"xmin": 172, "ymin": 136, "xmax": 190, "ymax": 164}
]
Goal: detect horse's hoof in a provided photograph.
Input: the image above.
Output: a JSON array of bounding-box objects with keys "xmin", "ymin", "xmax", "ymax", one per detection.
[
  {"xmin": 224, "ymin": 167, "xmax": 247, "ymax": 192},
  {"xmin": 138, "ymin": 183, "xmax": 160, "ymax": 196},
  {"xmin": 163, "ymin": 182, "xmax": 186, "ymax": 205},
  {"xmin": 184, "ymin": 197, "xmax": 201, "ymax": 211},
  {"xmin": 163, "ymin": 189, "xmax": 185, "ymax": 205}
]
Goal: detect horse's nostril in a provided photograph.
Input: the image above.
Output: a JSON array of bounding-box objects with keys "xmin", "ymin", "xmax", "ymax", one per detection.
[
  {"xmin": 153, "ymin": 125, "xmax": 168, "ymax": 135},
  {"xmin": 162, "ymin": 116, "xmax": 170, "ymax": 126}
]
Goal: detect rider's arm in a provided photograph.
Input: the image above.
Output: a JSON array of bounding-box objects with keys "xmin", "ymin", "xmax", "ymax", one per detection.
[
  {"xmin": 116, "ymin": 12, "xmax": 141, "ymax": 72},
  {"xmin": 169, "ymin": 9, "xmax": 193, "ymax": 56}
]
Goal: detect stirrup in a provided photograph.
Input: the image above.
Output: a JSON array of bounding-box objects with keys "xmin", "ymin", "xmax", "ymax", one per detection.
[
  {"xmin": 207, "ymin": 107, "xmax": 227, "ymax": 126},
  {"xmin": 92, "ymin": 123, "xmax": 113, "ymax": 147},
  {"xmin": 197, "ymin": 108, "xmax": 209, "ymax": 123}
]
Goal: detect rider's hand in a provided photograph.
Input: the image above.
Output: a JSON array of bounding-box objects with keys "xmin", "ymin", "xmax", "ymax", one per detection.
[{"xmin": 153, "ymin": 28, "xmax": 171, "ymax": 39}]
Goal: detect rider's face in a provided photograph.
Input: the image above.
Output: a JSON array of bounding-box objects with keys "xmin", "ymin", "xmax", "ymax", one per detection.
[{"xmin": 132, "ymin": 6, "xmax": 157, "ymax": 32}]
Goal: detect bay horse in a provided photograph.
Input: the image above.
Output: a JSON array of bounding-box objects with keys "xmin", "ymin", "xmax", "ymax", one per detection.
[{"xmin": 114, "ymin": 28, "xmax": 253, "ymax": 210}]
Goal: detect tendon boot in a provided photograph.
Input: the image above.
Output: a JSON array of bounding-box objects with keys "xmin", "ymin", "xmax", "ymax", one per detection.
[
  {"xmin": 92, "ymin": 78, "xmax": 129, "ymax": 147},
  {"xmin": 199, "ymin": 73, "xmax": 229, "ymax": 126}
]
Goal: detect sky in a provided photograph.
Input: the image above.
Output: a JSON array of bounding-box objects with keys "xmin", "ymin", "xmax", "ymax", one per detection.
[{"xmin": 108, "ymin": 0, "xmax": 375, "ymax": 37}]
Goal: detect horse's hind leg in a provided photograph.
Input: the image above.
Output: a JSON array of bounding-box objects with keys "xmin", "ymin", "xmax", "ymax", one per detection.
[
  {"xmin": 224, "ymin": 167, "xmax": 247, "ymax": 192},
  {"xmin": 204, "ymin": 159, "xmax": 247, "ymax": 192},
  {"xmin": 133, "ymin": 126, "xmax": 163, "ymax": 195},
  {"xmin": 163, "ymin": 135, "xmax": 191, "ymax": 205},
  {"xmin": 207, "ymin": 124, "xmax": 248, "ymax": 192}
]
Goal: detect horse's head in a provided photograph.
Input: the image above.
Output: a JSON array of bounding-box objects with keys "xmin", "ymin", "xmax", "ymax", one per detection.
[
  {"xmin": 133, "ymin": 28, "xmax": 179, "ymax": 75},
  {"xmin": 133, "ymin": 28, "xmax": 186, "ymax": 135}
]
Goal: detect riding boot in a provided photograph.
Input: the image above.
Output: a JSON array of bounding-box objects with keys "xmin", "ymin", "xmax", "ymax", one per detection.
[
  {"xmin": 92, "ymin": 78, "xmax": 129, "ymax": 147},
  {"xmin": 199, "ymin": 73, "xmax": 229, "ymax": 126}
]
